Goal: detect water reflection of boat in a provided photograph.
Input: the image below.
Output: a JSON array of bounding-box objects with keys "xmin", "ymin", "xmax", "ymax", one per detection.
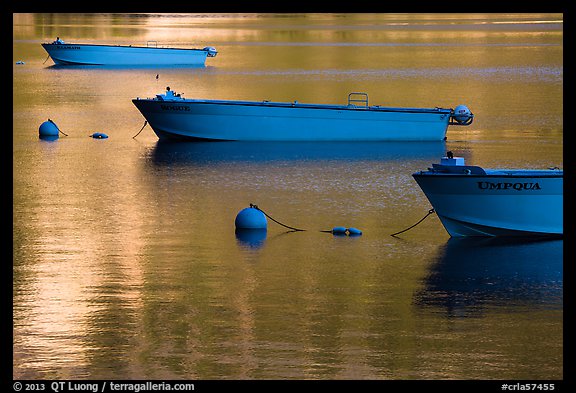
[
  {"xmin": 413, "ymin": 155, "xmax": 563, "ymax": 237},
  {"xmin": 414, "ymin": 237, "xmax": 563, "ymax": 317},
  {"xmin": 148, "ymin": 140, "xmax": 446, "ymax": 166},
  {"xmin": 133, "ymin": 88, "xmax": 473, "ymax": 141}
]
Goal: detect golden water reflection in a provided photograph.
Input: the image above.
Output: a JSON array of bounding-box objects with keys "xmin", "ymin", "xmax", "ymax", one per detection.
[{"xmin": 13, "ymin": 13, "xmax": 563, "ymax": 380}]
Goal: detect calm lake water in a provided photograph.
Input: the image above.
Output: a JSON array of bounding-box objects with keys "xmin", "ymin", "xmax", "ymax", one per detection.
[{"xmin": 13, "ymin": 13, "xmax": 563, "ymax": 380}]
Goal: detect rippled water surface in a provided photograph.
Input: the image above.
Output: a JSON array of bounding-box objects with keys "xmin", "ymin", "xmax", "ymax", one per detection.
[{"xmin": 13, "ymin": 13, "xmax": 563, "ymax": 380}]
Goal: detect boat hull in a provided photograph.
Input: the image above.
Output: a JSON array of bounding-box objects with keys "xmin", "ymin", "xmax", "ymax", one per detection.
[
  {"xmin": 41, "ymin": 43, "xmax": 210, "ymax": 66},
  {"xmin": 132, "ymin": 98, "xmax": 452, "ymax": 141},
  {"xmin": 412, "ymin": 172, "xmax": 563, "ymax": 237}
]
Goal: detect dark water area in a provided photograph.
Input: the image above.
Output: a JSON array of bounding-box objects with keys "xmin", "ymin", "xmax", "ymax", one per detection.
[{"xmin": 13, "ymin": 13, "xmax": 563, "ymax": 380}]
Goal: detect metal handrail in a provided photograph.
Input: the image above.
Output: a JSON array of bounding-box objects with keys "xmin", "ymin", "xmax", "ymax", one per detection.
[{"xmin": 348, "ymin": 92, "xmax": 368, "ymax": 108}]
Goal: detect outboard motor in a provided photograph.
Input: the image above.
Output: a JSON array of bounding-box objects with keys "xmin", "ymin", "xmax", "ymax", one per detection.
[
  {"xmin": 203, "ymin": 46, "xmax": 218, "ymax": 57},
  {"xmin": 451, "ymin": 104, "xmax": 474, "ymax": 125}
]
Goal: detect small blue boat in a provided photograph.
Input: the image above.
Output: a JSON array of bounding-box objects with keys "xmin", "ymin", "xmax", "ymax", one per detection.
[
  {"xmin": 41, "ymin": 39, "xmax": 217, "ymax": 66},
  {"xmin": 413, "ymin": 155, "xmax": 563, "ymax": 237},
  {"xmin": 132, "ymin": 88, "xmax": 474, "ymax": 141}
]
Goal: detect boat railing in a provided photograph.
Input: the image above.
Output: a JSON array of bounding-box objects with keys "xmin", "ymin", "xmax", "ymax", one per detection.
[
  {"xmin": 147, "ymin": 41, "xmax": 158, "ymax": 48},
  {"xmin": 348, "ymin": 92, "xmax": 369, "ymax": 108}
]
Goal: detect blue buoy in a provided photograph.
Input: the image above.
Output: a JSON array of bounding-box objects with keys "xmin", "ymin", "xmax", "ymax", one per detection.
[
  {"xmin": 90, "ymin": 132, "xmax": 108, "ymax": 139},
  {"xmin": 332, "ymin": 226, "xmax": 347, "ymax": 235},
  {"xmin": 39, "ymin": 119, "xmax": 59, "ymax": 138},
  {"xmin": 235, "ymin": 206, "xmax": 267, "ymax": 230},
  {"xmin": 347, "ymin": 227, "xmax": 363, "ymax": 236}
]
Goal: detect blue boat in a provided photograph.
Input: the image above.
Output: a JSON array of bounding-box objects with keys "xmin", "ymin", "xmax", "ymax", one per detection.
[
  {"xmin": 42, "ymin": 39, "xmax": 217, "ymax": 66},
  {"xmin": 132, "ymin": 88, "xmax": 474, "ymax": 141},
  {"xmin": 413, "ymin": 155, "xmax": 563, "ymax": 237}
]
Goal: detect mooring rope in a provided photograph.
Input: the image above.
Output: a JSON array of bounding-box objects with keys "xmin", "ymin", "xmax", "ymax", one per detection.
[
  {"xmin": 390, "ymin": 208, "xmax": 435, "ymax": 237},
  {"xmin": 42, "ymin": 54, "xmax": 51, "ymax": 64},
  {"xmin": 48, "ymin": 118, "xmax": 68, "ymax": 136},
  {"xmin": 132, "ymin": 120, "xmax": 148, "ymax": 139},
  {"xmin": 250, "ymin": 204, "xmax": 307, "ymax": 232},
  {"xmin": 249, "ymin": 204, "xmax": 361, "ymax": 235}
]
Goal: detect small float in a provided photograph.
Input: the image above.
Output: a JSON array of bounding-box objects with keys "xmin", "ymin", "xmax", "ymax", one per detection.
[{"xmin": 90, "ymin": 132, "xmax": 108, "ymax": 139}]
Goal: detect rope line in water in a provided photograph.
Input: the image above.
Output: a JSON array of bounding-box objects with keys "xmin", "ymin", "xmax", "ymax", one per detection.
[
  {"xmin": 132, "ymin": 121, "xmax": 148, "ymax": 138},
  {"xmin": 250, "ymin": 204, "xmax": 307, "ymax": 232},
  {"xmin": 249, "ymin": 204, "xmax": 361, "ymax": 235},
  {"xmin": 390, "ymin": 208, "xmax": 435, "ymax": 237},
  {"xmin": 247, "ymin": 204, "xmax": 432, "ymax": 237},
  {"xmin": 48, "ymin": 118, "xmax": 68, "ymax": 136}
]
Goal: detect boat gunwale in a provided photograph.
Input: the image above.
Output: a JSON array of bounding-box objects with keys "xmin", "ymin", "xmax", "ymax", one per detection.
[
  {"xmin": 132, "ymin": 97, "xmax": 454, "ymax": 115},
  {"xmin": 413, "ymin": 172, "xmax": 563, "ymax": 179}
]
